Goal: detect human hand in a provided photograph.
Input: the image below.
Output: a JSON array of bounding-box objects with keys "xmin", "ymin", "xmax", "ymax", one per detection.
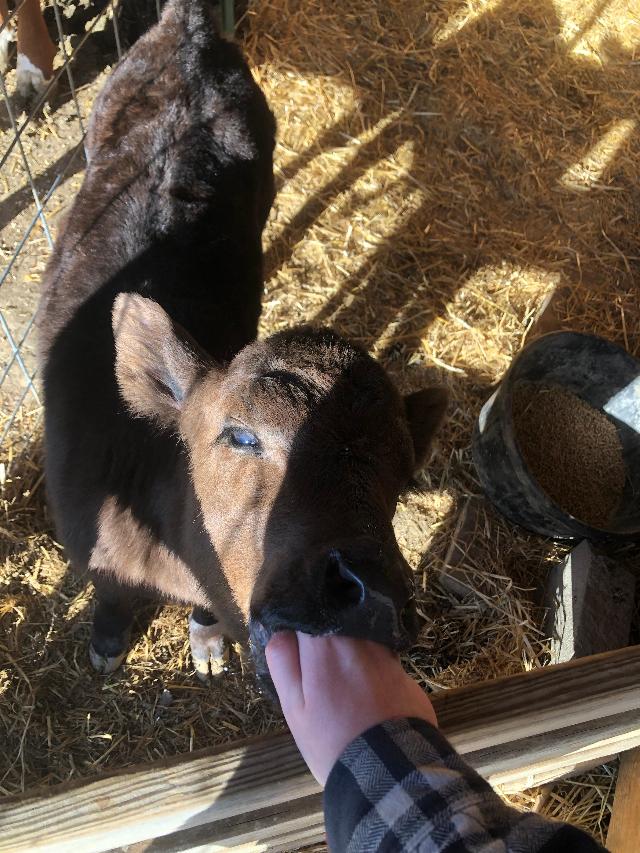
[{"xmin": 265, "ymin": 631, "xmax": 437, "ymax": 785}]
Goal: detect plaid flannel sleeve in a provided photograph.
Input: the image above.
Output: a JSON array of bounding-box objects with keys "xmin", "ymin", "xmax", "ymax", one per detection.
[{"xmin": 323, "ymin": 717, "xmax": 608, "ymax": 853}]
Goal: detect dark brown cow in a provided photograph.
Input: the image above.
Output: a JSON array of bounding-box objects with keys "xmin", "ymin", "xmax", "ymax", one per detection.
[{"xmin": 38, "ymin": 0, "xmax": 447, "ymax": 685}]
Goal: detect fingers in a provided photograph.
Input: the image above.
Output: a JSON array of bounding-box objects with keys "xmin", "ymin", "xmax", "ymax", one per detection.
[
  {"xmin": 266, "ymin": 630, "xmax": 304, "ymax": 710},
  {"xmin": 294, "ymin": 632, "xmax": 336, "ymax": 699}
]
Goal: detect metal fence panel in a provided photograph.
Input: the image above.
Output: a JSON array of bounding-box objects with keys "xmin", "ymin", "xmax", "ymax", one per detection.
[{"xmin": 0, "ymin": 0, "xmax": 149, "ymax": 452}]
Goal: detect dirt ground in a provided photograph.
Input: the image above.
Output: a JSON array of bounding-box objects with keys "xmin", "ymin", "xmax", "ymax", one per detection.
[{"xmin": 1, "ymin": 0, "xmax": 639, "ymax": 846}]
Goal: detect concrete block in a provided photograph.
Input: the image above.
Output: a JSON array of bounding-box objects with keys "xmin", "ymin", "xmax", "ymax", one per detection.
[{"xmin": 544, "ymin": 540, "xmax": 635, "ymax": 663}]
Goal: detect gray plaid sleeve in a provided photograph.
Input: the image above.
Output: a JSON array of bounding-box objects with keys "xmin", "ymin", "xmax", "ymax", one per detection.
[{"xmin": 323, "ymin": 718, "xmax": 607, "ymax": 852}]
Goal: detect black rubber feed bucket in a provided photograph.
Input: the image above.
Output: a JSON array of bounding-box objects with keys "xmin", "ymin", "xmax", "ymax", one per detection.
[{"xmin": 472, "ymin": 331, "xmax": 640, "ymax": 544}]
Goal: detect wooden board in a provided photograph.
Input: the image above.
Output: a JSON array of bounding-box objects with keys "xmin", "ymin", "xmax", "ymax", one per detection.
[
  {"xmin": 607, "ymin": 747, "xmax": 640, "ymax": 853},
  {"xmin": 117, "ymin": 793, "xmax": 326, "ymax": 852},
  {"xmin": 1, "ymin": 645, "xmax": 639, "ymax": 853}
]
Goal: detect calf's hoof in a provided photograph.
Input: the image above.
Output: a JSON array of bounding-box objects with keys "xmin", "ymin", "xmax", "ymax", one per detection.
[
  {"xmin": 16, "ymin": 53, "xmax": 53, "ymax": 99},
  {"xmin": 89, "ymin": 626, "xmax": 131, "ymax": 675},
  {"xmin": 189, "ymin": 614, "xmax": 225, "ymax": 681},
  {"xmin": 89, "ymin": 644, "xmax": 127, "ymax": 674}
]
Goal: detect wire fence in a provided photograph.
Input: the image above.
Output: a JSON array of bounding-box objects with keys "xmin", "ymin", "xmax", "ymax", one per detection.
[
  {"xmin": 0, "ymin": 0, "xmax": 234, "ymax": 453},
  {"xmin": 0, "ymin": 0, "xmax": 126, "ymax": 453}
]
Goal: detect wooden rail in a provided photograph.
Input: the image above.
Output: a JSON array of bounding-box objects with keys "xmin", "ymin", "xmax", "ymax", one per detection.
[
  {"xmin": 607, "ymin": 747, "xmax": 640, "ymax": 853},
  {"xmin": 1, "ymin": 645, "xmax": 639, "ymax": 853}
]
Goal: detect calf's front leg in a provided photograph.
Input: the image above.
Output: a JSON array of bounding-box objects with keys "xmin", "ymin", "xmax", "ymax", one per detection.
[
  {"xmin": 189, "ymin": 606, "xmax": 225, "ymax": 681},
  {"xmin": 89, "ymin": 578, "xmax": 134, "ymax": 674}
]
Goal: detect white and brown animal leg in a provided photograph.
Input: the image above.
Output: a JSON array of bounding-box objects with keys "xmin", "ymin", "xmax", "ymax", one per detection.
[
  {"xmin": 189, "ymin": 606, "xmax": 225, "ymax": 681},
  {"xmin": 89, "ymin": 579, "xmax": 134, "ymax": 674},
  {"xmin": 16, "ymin": 0, "xmax": 55, "ymax": 98},
  {"xmin": 0, "ymin": 0, "xmax": 16, "ymax": 74}
]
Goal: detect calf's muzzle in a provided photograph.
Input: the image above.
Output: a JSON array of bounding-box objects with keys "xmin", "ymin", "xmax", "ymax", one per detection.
[{"xmin": 249, "ymin": 537, "xmax": 419, "ymax": 673}]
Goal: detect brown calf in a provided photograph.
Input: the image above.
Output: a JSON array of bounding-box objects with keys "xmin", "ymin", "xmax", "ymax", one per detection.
[
  {"xmin": 0, "ymin": 0, "xmax": 55, "ymax": 97},
  {"xmin": 38, "ymin": 0, "xmax": 447, "ymax": 686}
]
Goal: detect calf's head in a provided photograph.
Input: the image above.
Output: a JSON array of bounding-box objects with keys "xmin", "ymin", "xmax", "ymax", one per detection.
[{"xmin": 113, "ymin": 294, "xmax": 447, "ymax": 665}]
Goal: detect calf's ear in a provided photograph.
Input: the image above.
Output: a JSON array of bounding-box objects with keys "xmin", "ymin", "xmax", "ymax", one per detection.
[
  {"xmin": 404, "ymin": 387, "xmax": 449, "ymax": 471},
  {"xmin": 112, "ymin": 293, "xmax": 207, "ymax": 425}
]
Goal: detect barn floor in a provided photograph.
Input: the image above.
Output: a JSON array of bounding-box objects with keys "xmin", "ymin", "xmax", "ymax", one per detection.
[{"xmin": 1, "ymin": 0, "xmax": 639, "ymax": 846}]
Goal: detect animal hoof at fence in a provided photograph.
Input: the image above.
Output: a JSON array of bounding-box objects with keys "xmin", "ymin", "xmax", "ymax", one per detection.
[
  {"xmin": 192, "ymin": 649, "xmax": 226, "ymax": 682},
  {"xmin": 16, "ymin": 53, "xmax": 52, "ymax": 99},
  {"xmin": 89, "ymin": 644, "xmax": 127, "ymax": 675},
  {"xmin": 189, "ymin": 616, "xmax": 225, "ymax": 681}
]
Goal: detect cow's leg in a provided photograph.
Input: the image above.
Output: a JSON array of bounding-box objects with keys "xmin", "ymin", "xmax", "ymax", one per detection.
[
  {"xmin": 16, "ymin": 0, "xmax": 55, "ymax": 98},
  {"xmin": 189, "ymin": 606, "xmax": 225, "ymax": 681},
  {"xmin": 0, "ymin": 0, "xmax": 16, "ymax": 74},
  {"xmin": 90, "ymin": 579, "xmax": 134, "ymax": 674}
]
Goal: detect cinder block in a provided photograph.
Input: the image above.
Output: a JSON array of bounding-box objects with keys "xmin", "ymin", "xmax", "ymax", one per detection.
[{"xmin": 544, "ymin": 540, "xmax": 635, "ymax": 663}]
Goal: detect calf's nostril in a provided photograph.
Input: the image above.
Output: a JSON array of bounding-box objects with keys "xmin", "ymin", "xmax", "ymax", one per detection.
[{"xmin": 325, "ymin": 553, "xmax": 366, "ymax": 610}]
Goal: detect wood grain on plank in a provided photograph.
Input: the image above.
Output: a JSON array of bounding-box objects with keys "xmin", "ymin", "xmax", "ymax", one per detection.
[
  {"xmin": 472, "ymin": 708, "xmax": 639, "ymax": 793},
  {"xmin": 607, "ymin": 747, "xmax": 640, "ymax": 853},
  {"xmin": 115, "ymin": 793, "xmax": 326, "ymax": 852},
  {"xmin": 0, "ymin": 733, "xmax": 320, "ymax": 853},
  {"xmin": 438, "ymin": 643, "xmax": 640, "ymax": 754},
  {"xmin": 1, "ymin": 645, "xmax": 639, "ymax": 853}
]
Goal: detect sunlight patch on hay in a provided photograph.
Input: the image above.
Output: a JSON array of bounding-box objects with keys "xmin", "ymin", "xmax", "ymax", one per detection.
[
  {"xmin": 560, "ymin": 118, "xmax": 636, "ymax": 191},
  {"xmin": 417, "ymin": 264, "xmax": 563, "ymax": 379},
  {"xmin": 432, "ymin": 0, "xmax": 498, "ymax": 45},
  {"xmin": 553, "ymin": 0, "xmax": 640, "ymax": 61},
  {"xmin": 0, "ymin": 669, "xmax": 10, "ymax": 698}
]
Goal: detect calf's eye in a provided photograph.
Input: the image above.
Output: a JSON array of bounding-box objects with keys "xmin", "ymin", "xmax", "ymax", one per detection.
[{"xmin": 219, "ymin": 426, "xmax": 261, "ymax": 453}]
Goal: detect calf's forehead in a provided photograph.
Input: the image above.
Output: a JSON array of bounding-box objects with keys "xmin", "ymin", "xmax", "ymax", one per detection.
[
  {"xmin": 217, "ymin": 344, "xmax": 407, "ymax": 442},
  {"xmin": 217, "ymin": 370, "xmax": 320, "ymax": 435}
]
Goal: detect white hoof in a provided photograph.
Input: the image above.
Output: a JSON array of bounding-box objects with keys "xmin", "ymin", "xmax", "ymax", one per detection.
[
  {"xmin": 189, "ymin": 615, "xmax": 225, "ymax": 681},
  {"xmin": 0, "ymin": 26, "xmax": 15, "ymax": 74},
  {"xmin": 89, "ymin": 644, "xmax": 127, "ymax": 674},
  {"xmin": 16, "ymin": 53, "xmax": 52, "ymax": 98}
]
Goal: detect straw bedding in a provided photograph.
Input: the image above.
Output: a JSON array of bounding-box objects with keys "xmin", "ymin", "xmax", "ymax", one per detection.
[{"xmin": 1, "ymin": 0, "xmax": 639, "ymax": 845}]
